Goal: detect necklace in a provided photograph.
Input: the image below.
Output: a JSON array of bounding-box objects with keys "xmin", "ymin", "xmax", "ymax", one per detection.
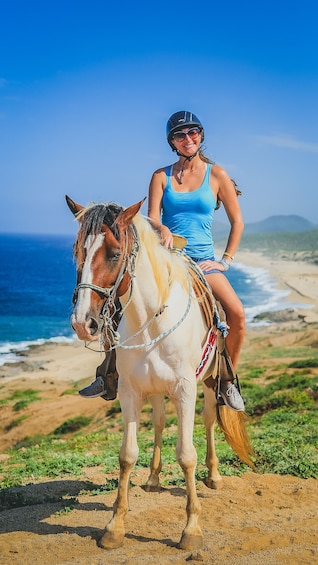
[{"xmin": 174, "ymin": 164, "xmax": 202, "ymax": 174}]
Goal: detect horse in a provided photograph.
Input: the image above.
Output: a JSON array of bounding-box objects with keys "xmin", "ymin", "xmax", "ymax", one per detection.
[{"xmin": 66, "ymin": 195, "xmax": 254, "ymax": 551}]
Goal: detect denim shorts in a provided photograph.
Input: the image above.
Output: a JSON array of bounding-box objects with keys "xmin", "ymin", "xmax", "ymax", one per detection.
[{"xmin": 191, "ymin": 257, "xmax": 223, "ymax": 275}]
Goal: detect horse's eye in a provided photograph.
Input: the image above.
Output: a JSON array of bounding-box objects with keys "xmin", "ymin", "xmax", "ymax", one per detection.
[{"xmin": 108, "ymin": 250, "xmax": 121, "ymax": 262}]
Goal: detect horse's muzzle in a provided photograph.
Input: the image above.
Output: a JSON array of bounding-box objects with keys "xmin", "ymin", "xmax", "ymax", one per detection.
[{"xmin": 71, "ymin": 315, "xmax": 101, "ymax": 341}]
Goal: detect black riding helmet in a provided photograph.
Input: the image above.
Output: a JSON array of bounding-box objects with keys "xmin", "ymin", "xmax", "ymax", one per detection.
[{"xmin": 166, "ymin": 110, "xmax": 204, "ymax": 150}]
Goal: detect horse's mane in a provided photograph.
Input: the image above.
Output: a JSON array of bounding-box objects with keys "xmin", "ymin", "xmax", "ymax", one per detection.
[
  {"xmin": 74, "ymin": 202, "xmax": 124, "ymax": 266},
  {"xmin": 133, "ymin": 213, "xmax": 189, "ymax": 306},
  {"xmin": 73, "ymin": 202, "xmax": 189, "ymax": 306}
]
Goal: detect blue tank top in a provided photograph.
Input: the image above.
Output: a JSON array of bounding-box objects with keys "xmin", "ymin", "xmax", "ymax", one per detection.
[{"xmin": 162, "ymin": 163, "xmax": 217, "ymax": 259}]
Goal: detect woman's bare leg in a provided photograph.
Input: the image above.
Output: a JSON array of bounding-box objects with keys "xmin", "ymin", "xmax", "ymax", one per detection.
[{"xmin": 204, "ymin": 272, "xmax": 245, "ymax": 370}]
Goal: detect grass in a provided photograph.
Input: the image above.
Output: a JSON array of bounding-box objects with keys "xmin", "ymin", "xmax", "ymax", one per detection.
[
  {"xmin": 0, "ymin": 336, "xmax": 317, "ymax": 510},
  {"xmin": 9, "ymin": 389, "xmax": 41, "ymax": 411},
  {"xmin": 5, "ymin": 415, "xmax": 29, "ymax": 431},
  {"xmin": 52, "ymin": 416, "xmax": 92, "ymax": 435},
  {"xmin": 241, "ymin": 229, "xmax": 318, "ymax": 253},
  {"xmin": 289, "ymin": 358, "xmax": 318, "ymax": 368}
]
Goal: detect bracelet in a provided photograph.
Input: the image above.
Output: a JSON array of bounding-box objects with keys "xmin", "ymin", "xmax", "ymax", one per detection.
[
  {"xmin": 219, "ymin": 258, "xmax": 230, "ymax": 272},
  {"xmin": 223, "ymin": 252, "xmax": 234, "ymax": 260}
]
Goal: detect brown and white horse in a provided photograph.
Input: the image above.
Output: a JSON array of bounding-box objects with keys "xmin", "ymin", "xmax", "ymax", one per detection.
[{"xmin": 66, "ymin": 195, "xmax": 254, "ymax": 551}]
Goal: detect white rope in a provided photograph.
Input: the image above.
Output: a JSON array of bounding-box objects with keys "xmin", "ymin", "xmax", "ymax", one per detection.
[{"xmin": 85, "ymin": 271, "xmax": 193, "ymax": 352}]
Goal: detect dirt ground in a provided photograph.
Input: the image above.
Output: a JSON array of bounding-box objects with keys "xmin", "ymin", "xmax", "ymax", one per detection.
[
  {"xmin": 0, "ymin": 469, "xmax": 317, "ymax": 565},
  {"xmin": 0, "ymin": 326, "xmax": 317, "ymax": 564}
]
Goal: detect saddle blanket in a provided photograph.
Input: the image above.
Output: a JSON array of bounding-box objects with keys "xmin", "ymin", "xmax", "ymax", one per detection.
[{"xmin": 196, "ymin": 328, "xmax": 217, "ymax": 381}]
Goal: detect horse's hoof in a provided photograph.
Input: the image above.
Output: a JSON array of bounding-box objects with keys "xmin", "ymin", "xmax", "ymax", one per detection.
[
  {"xmin": 98, "ymin": 530, "xmax": 124, "ymax": 550},
  {"xmin": 143, "ymin": 483, "xmax": 160, "ymax": 493},
  {"xmin": 143, "ymin": 475, "xmax": 160, "ymax": 492},
  {"xmin": 204, "ymin": 477, "xmax": 221, "ymax": 490},
  {"xmin": 179, "ymin": 533, "xmax": 203, "ymax": 551}
]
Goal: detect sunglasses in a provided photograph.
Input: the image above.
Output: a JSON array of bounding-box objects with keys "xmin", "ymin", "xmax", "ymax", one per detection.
[{"xmin": 172, "ymin": 127, "xmax": 202, "ymax": 142}]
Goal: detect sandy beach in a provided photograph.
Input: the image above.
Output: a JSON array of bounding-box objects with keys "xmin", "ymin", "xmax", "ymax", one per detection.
[
  {"xmin": 0, "ymin": 250, "xmax": 317, "ymax": 564},
  {"xmin": 236, "ymin": 249, "xmax": 318, "ymax": 323}
]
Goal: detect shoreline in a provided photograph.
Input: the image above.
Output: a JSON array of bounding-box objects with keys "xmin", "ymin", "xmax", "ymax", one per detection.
[
  {"xmin": 235, "ymin": 249, "xmax": 318, "ymax": 324},
  {"xmin": 0, "ymin": 249, "xmax": 317, "ymax": 455},
  {"xmin": 0, "ymin": 250, "xmax": 317, "ymax": 383}
]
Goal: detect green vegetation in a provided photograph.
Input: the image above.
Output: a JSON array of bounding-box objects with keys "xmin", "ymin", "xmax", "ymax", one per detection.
[
  {"xmin": 289, "ymin": 358, "xmax": 318, "ymax": 368},
  {"xmin": 0, "ymin": 337, "xmax": 317, "ymax": 511},
  {"xmin": 52, "ymin": 416, "xmax": 92, "ymax": 435},
  {"xmin": 241, "ymin": 230, "xmax": 318, "ymax": 263},
  {"xmin": 61, "ymin": 388, "xmax": 80, "ymax": 396},
  {"xmin": 5, "ymin": 415, "xmax": 29, "ymax": 431},
  {"xmin": 8, "ymin": 389, "xmax": 41, "ymax": 411},
  {"xmin": 0, "ymin": 388, "xmax": 41, "ymax": 411},
  {"xmin": 217, "ymin": 229, "xmax": 318, "ymax": 263},
  {"xmin": 54, "ymin": 505, "xmax": 76, "ymax": 516}
]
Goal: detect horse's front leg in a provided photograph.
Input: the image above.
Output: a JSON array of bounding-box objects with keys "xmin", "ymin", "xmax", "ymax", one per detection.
[
  {"xmin": 144, "ymin": 394, "xmax": 166, "ymax": 491},
  {"xmin": 202, "ymin": 382, "xmax": 222, "ymax": 489},
  {"xmin": 174, "ymin": 386, "xmax": 203, "ymax": 551},
  {"xmin": 99, "ymin": 393, "xmax": 141, "ymax": 550}
]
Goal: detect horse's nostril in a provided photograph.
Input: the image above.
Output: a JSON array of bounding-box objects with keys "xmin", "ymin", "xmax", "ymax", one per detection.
[{"xmin": 88, "ymin": 318, "xmax": 99, "ymax": 335}]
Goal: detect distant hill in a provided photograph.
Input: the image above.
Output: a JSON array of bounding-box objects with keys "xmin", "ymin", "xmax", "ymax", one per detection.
[
  {"xmin": 213, "ymin": 215, "xmax": 318, "ymax": 264},
  {"xmin": 244, "ymin": 215, "xmax": 317, "ymax": 234},
  {"xmin": 213, "ymin": 215, "xmax": 317, "ymax": 240}
]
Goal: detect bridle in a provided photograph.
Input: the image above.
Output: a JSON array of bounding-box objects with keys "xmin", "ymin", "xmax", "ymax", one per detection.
[
  {"xmin": 73, "ymin": 221, "xmax": 196, "ymax": 352},
  {"xmin": 73, "ymin": 226, "xmax": 139, "ymax": 301},
  {"xmin": 73, "ymin": 225, "xmax": 139, "ymax": 346}
]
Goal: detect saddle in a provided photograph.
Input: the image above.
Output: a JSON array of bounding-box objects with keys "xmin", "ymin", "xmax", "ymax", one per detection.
[
  {"xmin": 187, "ymin": 259, "xmax": 237, "ymax": 396},
  {"xmin": 171, "ymin": 237, "xmax": 239, "ymax": 395}
]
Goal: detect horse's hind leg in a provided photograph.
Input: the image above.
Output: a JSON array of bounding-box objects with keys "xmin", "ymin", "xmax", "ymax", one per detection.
[
  {"xmin": 99, "ymin": 392, "xmax": 142, "ymax": 550},
  {"xmin": 202, "ymin": 382, "xmax": 222, "ymax": 489},
  {"xmin": 145, "ymin": 394, "xmax": 165, "ymax": 491}
]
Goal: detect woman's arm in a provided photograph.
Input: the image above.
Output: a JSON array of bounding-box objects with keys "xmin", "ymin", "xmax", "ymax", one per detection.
[
  {"xmin": 148, "ymin": 169, "xmax": 174, "ymax": 248},
  {"xmin": 213, "ymin": 165, "xmax": 244, "ymax": 263}
]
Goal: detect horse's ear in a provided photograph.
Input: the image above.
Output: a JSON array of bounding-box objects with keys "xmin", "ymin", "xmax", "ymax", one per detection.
[
  {"xmin": 65, "ymin": 195, "xmax": 84, "ymax": 218},
  {"xmin": 116, "ymin": 197, "xmax": 147, "ymax": 227}
]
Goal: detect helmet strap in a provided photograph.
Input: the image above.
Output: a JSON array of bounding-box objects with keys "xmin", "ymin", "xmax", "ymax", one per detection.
[{"xmin": 175, "ymin": 149, "xmax": 199, "ymax": 184}]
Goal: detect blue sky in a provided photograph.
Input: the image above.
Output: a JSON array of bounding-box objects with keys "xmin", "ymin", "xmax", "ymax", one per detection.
[{"xmin": 1, "ymin": 0, "xmax": 318, "ymax": 235}]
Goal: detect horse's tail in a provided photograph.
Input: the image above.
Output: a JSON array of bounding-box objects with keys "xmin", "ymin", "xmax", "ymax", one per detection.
[{"xmin": 217, "ymin": 405, "xmax": 256, "ymax": 470}]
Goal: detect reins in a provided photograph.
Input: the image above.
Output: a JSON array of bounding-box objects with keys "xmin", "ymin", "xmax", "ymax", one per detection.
[
  {"xmin": 75, "ymin": 214, "xmax": 226, "ymax": 355},
  {"xmin": 102, "ymin": 269, "xmax": 193, "ymax": 351},
  {"xmin": 80, "ymin": 230, "xmax": 195, "ymax": 352},
  {"xmin": 84, "ymin": 269, "xmax": 194, "ymax": 353}
]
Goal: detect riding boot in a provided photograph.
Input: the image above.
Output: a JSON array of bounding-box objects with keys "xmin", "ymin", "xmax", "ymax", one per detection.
[
  {"xmin": 213, "ymin": 302, "xmax": 245, "ymax": 412},
  {"xmin": 216, "ymin": 349, "xmax": 245, "ymax": 411},
  {"xmin": 78, "ymin": 349, "xmax": 118, "ymax": 400}
]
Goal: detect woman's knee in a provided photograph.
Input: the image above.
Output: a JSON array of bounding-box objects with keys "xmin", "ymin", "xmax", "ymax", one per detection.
[{"xmin": 226, "ymin": 300, "xmax": 245, "ymax": 331}]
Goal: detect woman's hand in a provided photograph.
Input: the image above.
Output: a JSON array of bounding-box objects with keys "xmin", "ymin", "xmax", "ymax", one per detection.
[
  {"xmin": 160, "ymin": 225, "xmax": 174, "ymax": 249},
  {"xmin": 198, "ymin": 259, "xmax": 225, "ymax": 273}
]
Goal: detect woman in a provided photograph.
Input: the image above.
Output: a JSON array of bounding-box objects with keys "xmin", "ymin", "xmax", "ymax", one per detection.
[
  {"xmin": 147, "ymin": 110, "xmax": 245, "ymax": 411},
  {"xmin": 80, "ymin": 110, "xmax": 245, "ymax": 411}
]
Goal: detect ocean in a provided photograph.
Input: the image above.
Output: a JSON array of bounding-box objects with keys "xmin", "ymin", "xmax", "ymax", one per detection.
[{"xmin": 0, "ymin": 233, "xmax": 291, "ymax": 366}]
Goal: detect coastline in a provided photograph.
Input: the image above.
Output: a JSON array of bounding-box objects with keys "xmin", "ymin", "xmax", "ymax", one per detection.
[
  {"xmin": 0, "ymin": 249, "xmax": 317, "ymax": 386},
  {"xmin": 1, "ymin": 250, "xmax": 317, "ymax": 564},
  {"xmin": 235, "ymin": 249, "xmax": 318, "ymax": 324}
]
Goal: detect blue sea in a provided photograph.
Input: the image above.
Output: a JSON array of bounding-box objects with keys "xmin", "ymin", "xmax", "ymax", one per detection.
[{"xmin": 0, "ymin": 233, "xmax": 292, "ymax": 367}]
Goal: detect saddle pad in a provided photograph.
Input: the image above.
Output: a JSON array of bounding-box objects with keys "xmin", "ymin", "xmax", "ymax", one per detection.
[{"xmin": 196, "ymin": 328, "xmax": 217, "ymax": 381}]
